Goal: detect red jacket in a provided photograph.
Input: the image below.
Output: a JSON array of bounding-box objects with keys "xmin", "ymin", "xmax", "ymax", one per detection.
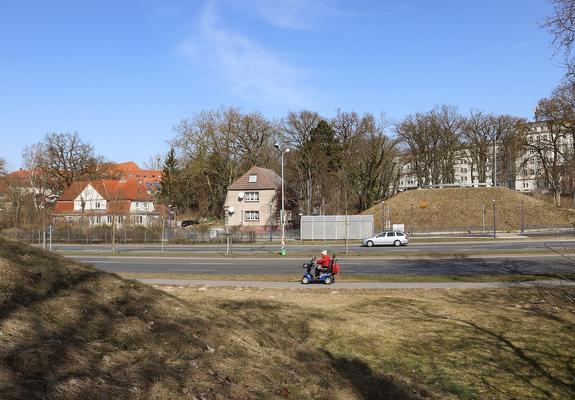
[{"xmin": 316, "ymin": 254, "xmax": 331, "ymax": 267}]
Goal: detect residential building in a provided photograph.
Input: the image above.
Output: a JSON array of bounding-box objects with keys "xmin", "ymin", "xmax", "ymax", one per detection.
[
  {"xmin": 514, "ymin": 121, "xmax": 574, "ymax": 192},
  {"xmin": 52, "ymin": 180, "xmax": 164, "ymax": 226},
  {"xmin": 223, "ymin": 166, "xmax": 284, "ymax": 230},
  {"xmin": 112, "ymin": 161, "xmax": 163, "ymax": 193},
  {"xmin": 395, "ymin": 121, "xmax": 573, "ymax": 194}
]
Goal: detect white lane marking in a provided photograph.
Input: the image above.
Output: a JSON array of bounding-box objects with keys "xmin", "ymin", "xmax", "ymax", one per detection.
[
  {"xmin": 91, "ymin": 261, "xmax": 233, "ymax": 265},
  {"xmin": 169, "ymin": 268, "xmax": 217, "ymax": 272}
]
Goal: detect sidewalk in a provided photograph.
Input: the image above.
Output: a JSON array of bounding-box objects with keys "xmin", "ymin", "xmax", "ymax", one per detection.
[{"xmin": 138, "ymin": 278, "xmax": 575, "ymax": 290}]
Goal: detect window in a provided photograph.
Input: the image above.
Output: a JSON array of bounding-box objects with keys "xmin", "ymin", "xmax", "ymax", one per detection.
[
  {"xmin": 107, "ymin": 216, "xmax": 113, "ymax": 224},
  {"xmin": 245, "ymin": 211, "xmax": 259, "ymax": 221},
  {"xmin": 118, "ymin": 216, "xmax": 124, "ymax": 223},
  {"xmin": 95, "ymin": 202, "xmax": 101, "ymax": 209},
  {"xmin": 135, "ymin": 216, "xmax": 143, "ymax": 224},
  {"xmin": 396, "ymin": 232, "xmax": 404, "ymax": 236},
  {"xmin": 245, "ymin": 192, "xmax": 259, "ymax": 202},
  {"xmin": 386, "ymin": 232, "xmax": 395, "ymax": 237},
  {"xmin": 96, "ymin": 216, "xmax": 101, "ymax": 223},
  {"xmin": 248, "ymin": 174, "xmax": 257, "ymax": 183}
]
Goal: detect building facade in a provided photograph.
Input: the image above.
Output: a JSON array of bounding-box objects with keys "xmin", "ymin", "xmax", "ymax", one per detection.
[
  {"xmin": 395, "ymin": 121, "xmax": 574, "ymax": 195},
  {"xmin": 223, "ymin": 166, "xmax": 284, "ymax": 231},
  {"xmin": 52, "ymin": 180, "xmax": 164, "ymax": 226}
]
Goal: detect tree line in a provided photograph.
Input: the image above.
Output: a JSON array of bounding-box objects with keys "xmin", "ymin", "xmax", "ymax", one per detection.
[{"xmin": 1, "ymin": 89, "xmax": 574, "ymax": 233}]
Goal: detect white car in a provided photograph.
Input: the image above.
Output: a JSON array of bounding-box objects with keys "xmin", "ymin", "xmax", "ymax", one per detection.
[{"xmin": 361, "ymin": 231, "xmax": 409, "ymax": 247}]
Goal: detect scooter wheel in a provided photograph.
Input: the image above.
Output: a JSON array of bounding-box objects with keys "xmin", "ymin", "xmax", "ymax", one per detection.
[
  {"xmin": 301, "ymin": 276, "xmax": 310, "ymax": 284},
  {"xmin": 324, "ymin": 276, "xmax": 333, "ymax": 285}
]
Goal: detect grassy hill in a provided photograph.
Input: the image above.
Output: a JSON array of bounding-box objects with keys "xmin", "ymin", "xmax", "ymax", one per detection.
[
  {"xmin": 0, "ymin": 238, "xmax": 424, "ymax": 400},
  {"xmin": 1, "ymin": 238, "xmax": 574, "ymax": 399},
  {"xmin": 363, "ymin": 187, "xmax": 575, "ymax": 232}
]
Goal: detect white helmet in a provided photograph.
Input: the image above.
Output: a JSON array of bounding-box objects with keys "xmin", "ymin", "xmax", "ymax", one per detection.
[{"xmin": 321, "ymin": 250, "xmax": 328, "ymax": 256}]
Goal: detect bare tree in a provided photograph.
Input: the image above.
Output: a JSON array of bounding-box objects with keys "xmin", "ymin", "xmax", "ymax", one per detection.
[
  {"xmin": 143, "ymin": 154, "xmax": 165, "ymax": 170},
  {"xmin": 461, "ymin": 111, "xmax": 492, "ymax": 183},
  {"xmin": 519, "ymin": 100, "xmax": 570, "ymax": 206},
  {"xmin": 24, "ymin": 132, "xmax": 105, "ymax": 195},
  {"xmin": 281, "ymin": 111, "xmax": 321, "ymax": 214},
  {"xmin": 395, "ymin": 106, "xmax": 462, "ymax": 186},
  {"xmin": 543, "ymin": 0, "xmax": 575, "ymax": 75}
]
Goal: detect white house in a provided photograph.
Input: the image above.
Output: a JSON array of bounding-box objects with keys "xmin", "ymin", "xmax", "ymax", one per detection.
[{"xmin": 52, "ymin": 180, "xmax": 164, "ymax": 226}]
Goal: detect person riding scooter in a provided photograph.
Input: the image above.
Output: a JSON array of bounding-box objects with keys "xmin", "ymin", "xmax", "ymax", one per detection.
[{"xmin": 315, "ymin": 250, "xmax": 331, "ymax": 277}]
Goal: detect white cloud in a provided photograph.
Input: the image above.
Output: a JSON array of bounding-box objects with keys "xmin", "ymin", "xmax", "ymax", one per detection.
[
  {"xmin": 179, "ymin": 0, "xmax": 315, "ymax": 107},
  {"xmin": 227, "ymin": 0, "xmax": 345, "ymax": 30}
]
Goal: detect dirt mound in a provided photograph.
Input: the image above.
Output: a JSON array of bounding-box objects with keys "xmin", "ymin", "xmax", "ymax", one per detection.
[
  {"xmin": 0, "ymin": 238, "xmax": 425, "ymax": 400},
  {"xmin": 364, "ymin": 187, "xmax": 575, "ymax": 232}
]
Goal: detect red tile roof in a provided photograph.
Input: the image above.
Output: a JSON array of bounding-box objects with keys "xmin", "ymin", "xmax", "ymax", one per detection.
[
  {"xmin": 112, "ymin": 161, "xmax": 162, "ymax": 183},
  {"xmin": 58, "ymin": 180, "xmax": 154, "ymax": 202},
  {"xmin": 228, "ymin": 166, "xmax": 282, "ymax": 191}
]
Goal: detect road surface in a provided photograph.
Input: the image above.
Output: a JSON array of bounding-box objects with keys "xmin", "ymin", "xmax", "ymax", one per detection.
[
  {"xmin": 53, "ymin": 238, "xmax": 575, "ymax": 256},
  {"xmin": 72, "ymin": 254, "xmax": 575, "ymax": 276}
]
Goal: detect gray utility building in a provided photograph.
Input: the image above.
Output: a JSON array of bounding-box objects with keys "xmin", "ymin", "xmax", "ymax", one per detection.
[{"xmin": 300, "ymin": 215, "xmax": 374, "ymax": 240}]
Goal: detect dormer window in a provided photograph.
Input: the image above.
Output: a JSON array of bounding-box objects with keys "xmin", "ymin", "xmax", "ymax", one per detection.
[{"xmin": 248, "ymin": 174, "xmax": 257, "ymax": 183}]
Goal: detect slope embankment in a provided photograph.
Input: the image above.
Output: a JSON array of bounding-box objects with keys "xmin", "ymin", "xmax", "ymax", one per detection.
[
  {"xmin": 364, "ymin": 187, "xmax": 575, "ymax": 231},
  {"xmin": 0, "ymin": 238, "xmax": 423, "ymax": 400}
]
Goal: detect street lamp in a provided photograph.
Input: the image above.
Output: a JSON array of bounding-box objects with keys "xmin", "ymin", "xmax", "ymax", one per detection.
[
  {"xmin": 492, "ymin": 199, "xmax": 496, "ymax": 239},
  {"xmin": 409, "ymin": 203, "xmax": 413, "ymax": 236},
  {"xmin": 274, "ymin": 143, "xmax": 290, "ymax": 256}
]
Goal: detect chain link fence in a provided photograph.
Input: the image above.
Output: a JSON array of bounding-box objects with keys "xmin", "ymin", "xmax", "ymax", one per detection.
[{"xmin": 1, "ymin": 224, "xmax": 302, "ymax": 244}]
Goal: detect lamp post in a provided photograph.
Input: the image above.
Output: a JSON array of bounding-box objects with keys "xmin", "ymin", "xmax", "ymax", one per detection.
[
  {"xmin": 409, "ymin": 203, "xmax": 413, "ymax": 236},
  {"xmin": 274, "ymin": 144, "xmax": 290, "ymax": 256},
  {"xmin": 492, "ymin": 199, "xmax": 496, "ymax": 239},
  {"xmin": 39, "ymin": 203, "xmax": 46, "ymax": 249},
  {"xmin": 520, "ymin": 200, "xmax": 524, "ymax": 233}
]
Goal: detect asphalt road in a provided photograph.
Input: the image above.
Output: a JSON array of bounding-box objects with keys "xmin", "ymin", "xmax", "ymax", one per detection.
[
  {"xmin": 51, "ymin": 238, "xmax": 575, "ymax": 255},
  {"xmin": 72, "ymin": 254, "xmax": 575, "ymax": 276}
]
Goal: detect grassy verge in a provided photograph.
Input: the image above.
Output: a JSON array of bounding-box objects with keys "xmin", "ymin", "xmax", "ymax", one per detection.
[
  {"xmin": 117, "ymin": 272, "xmax": 575, "ymax": 283},
  {"xmin": 2, "ymin": 237, "xmax": 574, "ymax": 399},
  {"xmin": 167, "ymin": 285, "xmax": 575, "ymax": 400}
]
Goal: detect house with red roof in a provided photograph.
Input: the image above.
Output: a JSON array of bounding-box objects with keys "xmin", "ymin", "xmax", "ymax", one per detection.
[
  {"xmin": 223, "ymin": 166, "xmax": 287, "ymax": 230},
  {"xmin": 112, "ymin": 161, "xmax": 162, "ymax": 193},
  {"xmin": 52, "ymin": 179, "xmax": 165, "ymax": 226}
]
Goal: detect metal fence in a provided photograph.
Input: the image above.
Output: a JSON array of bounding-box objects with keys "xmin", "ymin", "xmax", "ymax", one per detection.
[
  {"xmin": 1, "ymin": 224, "xmax": 301, "ymax": 244},
  {"xmin": 300, "ymin": 215, "xmax": 374, "ymax": 240}
]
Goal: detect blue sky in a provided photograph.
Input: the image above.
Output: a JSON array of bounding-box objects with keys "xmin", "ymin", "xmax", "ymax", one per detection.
[{"xmin": 0, "ymin": 0, "xmax": 565, "ymax": 170}]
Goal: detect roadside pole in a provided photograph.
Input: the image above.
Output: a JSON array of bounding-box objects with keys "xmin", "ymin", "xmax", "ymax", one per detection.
[
  {"xmin": 49, "ymin": 224, "xmax": 53, "ymax": 252},
  {"xmin": 161, "ymin": 217, "xmax": 165, "ymax": 253},
  {"xmin": 492, "ymin": 199, "xmax": 496, "ymax": 239}
]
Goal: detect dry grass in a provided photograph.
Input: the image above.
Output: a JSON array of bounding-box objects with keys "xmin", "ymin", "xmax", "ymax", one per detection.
[
  {"xmin": 117, "ymin": 271, "xmax": 575, "ymax": 283},
  {"xmin": 1, "ymin": 237, "xmax": 574, "ymax": 399},
  {"xmin": 364, "ymin": 187, "xmax": 575, "ymax": 231},
  {"xmin": 170, "ymin": 285, "xmax": 575, "ymax": 400}
]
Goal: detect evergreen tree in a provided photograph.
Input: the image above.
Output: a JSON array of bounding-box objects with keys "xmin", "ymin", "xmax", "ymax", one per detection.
[{"xmin": 160, "ymin": 148, "xmax": 179, "ymax": 206}]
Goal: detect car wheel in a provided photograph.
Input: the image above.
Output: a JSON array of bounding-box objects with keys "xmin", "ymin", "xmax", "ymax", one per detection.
[
  {"xmin": 324, "ymin": 276, "xmax": 333, "ymax": 285},
  {"xmin": 366, "ymin": 240, "xmax": 374, "ymax": 247},
  {"xmin": 394, "ymin": 240, "xmax": 401, "ymax": 247},
  {"xmin": 301, "ymin": 276, "xmax": 310, "ymax": 284}
]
